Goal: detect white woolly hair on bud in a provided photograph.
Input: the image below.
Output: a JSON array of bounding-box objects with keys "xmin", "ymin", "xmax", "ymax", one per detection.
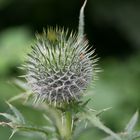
[{"xmin": 22, "ymin": 0, "xmax": 99, "ymax": 106}]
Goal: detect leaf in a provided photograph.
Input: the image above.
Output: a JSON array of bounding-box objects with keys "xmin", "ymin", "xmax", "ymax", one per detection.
[
  {"xmin": 103, "ymin": 131, "xmax": 140, "ymax": 140},
  {"xmin": 125, "ymin": 111, "xmax": 139, "ymax": 133},
  {"xmin": 18, "ymin": 131, "xmax": 46, "ymax": 140},
  {"xmin": 95, "ymin": 107, "xmax": 112, "ymax": 117},
  {"xmin": 43, "ymin": 114, "xmax": 53, "ymax": 125},
  {"xmin": 7, "ymin": 102, "xmax": 25, "ymax": 124},
  {"xmin": 128, "ymin": 131, "xmax": 140, "ymax": 139},
  {"xmin": 8, "ymin": 92, "xmax": 27, "ymax": 102},
  {"xmin": 102, "ymin": 136, "xmax": 116, "ymax": 140},
  {"xmin": 81, "ymin": 111, "xmax": 121, "ymax": 140},
  {"xmin": 81, "ymin": 99, "xmax": 91, "ymax": 108},
  {"xmin": 0, "ymin": 103, "xmax": 25, "ymax": 131},
  {"xmin": 9, "ymin": 129, "xmax": 17, "ymax": 139},
  {"xmin": 16, "ymin": 125, "xmax": 49, "ymax": 135},
  {"xmin": 0, "ymin": 113, "xmax": 17, "ymax": 123},
  {"xmin": 13, "ymin": 79, "xmax": 30, "ymax": 91},
  {"xmin": 42, "ymin": 126, "xmax": 55, "ymax": 132}
]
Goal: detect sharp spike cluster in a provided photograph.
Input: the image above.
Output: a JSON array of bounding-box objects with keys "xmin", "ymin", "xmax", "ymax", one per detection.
[{"xmin": 22, "ymin": 27, "xmax": 98, "ymax": 106}]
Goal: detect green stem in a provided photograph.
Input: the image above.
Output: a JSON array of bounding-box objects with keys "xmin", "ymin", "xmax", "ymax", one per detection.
[{"xmin": 58, "ymin": 111, "xmax": 73, "ymax": 140}]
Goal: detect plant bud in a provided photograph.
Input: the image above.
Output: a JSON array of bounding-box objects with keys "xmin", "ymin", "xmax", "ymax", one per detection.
[{"xmin": 23, "ymin": 28, "xmax": 97, "ymax": 105}]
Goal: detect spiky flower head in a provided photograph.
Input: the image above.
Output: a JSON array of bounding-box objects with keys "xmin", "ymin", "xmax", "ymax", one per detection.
[{"xmin": 23, "ymin": 0, "xmax": 98, "ymax": 105}]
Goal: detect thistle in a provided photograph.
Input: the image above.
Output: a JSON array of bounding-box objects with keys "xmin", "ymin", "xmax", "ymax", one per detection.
[
  {"xmin": 23, "ymin": 0, "xmax": 99, "ymax": 105},
  {"xmin": 1, "ymin": 1, "xmax": 140, "ymax": 140}
]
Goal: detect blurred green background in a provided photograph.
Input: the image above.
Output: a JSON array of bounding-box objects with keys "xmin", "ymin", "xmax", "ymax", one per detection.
[{"xmin": 0, "ymin": 0, "xmax": 140, "ymax": 139}]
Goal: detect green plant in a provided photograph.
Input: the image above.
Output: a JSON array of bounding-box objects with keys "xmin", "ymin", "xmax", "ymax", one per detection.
[{"xmin": 0, "ymin": 1, "xmax": 140, "ymax": 140}]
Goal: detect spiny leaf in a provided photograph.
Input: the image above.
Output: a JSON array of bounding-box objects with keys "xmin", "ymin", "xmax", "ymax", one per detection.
[
  {"xmin": 42, "ymin": 126, "xmax": 55, "ymax": 132},
  {"xmin": 0, "ymin": 122, "xmax": 13, "ymax": 128},
  {"xmin": 103, "ymin": 131, "xmax": 140, "ymax": 140},
  {"xmin": 95, "ymin": 107, "xmax": 112, "ymax": 117},
  {"xmin": 128, "ymin": 131, "xmax": 140, "ymax": 139},
  {"xmin": 81, "ymin": 99, "xmax": 91, "ymax": 107},
  {"xmin": 125, "ymin": 111, "xmax": 139, "ymax": 133},
  {"xmin": 18, "ymin": 131, "xmax": 47, "ymax": 140},
  {"xmin": 16, "ymin": 125, "xmax": 49, "ymax": 136},
  {"xmin": 0, "ymin": 113, "xmax": 17, "ymax": 123},
  {"xmin": 40, "ymin": 104, "xmax": 63, "ymax": 135},
  {"xmin": 103, "ymin": 111, "xmax": 140, "ymax": 140},
  {"xmin": 6, "ymin": 102, "xmax": 25, "ymax": 124},
  {"xmin": 8, "ymin": 92, "xmax": 31, "ymax": 103},
  {"xmin": 9, "ymin": 129, "xmax": 17, "ymax": 140},
  {"xmin": 43, "ymin": 114, "xmax": 53, "ymax": 125},
  {"xmin": 13, "ymin": 79, "xmax": 30, "ymax": 91},
  {"xmin": 81, "ymin": 111, "xmax": 121, "ymax": 140},
  {"xmin": 102, "ymin": 136, "xmax": 115, "ymax": 140}
]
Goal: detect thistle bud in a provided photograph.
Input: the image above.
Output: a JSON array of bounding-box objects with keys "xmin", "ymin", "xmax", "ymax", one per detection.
[{"xmin": 23, "ymin": 0, "xmax": 99, "ymax": 105}]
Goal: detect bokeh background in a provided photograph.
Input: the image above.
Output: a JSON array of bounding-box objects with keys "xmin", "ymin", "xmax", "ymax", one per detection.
[{"xmin": 0, "ymin": 0, "xmax": 140, "ymax": 139}]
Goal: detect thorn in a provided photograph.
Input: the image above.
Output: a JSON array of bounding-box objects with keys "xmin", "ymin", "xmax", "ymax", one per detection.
[
  {"xmin": 96, "ymin": 107, "xmax": 112, "ymax": 116},
  {"xmin": 9, "ymin": 129, "xmax": 17, "ymax": 140}
]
